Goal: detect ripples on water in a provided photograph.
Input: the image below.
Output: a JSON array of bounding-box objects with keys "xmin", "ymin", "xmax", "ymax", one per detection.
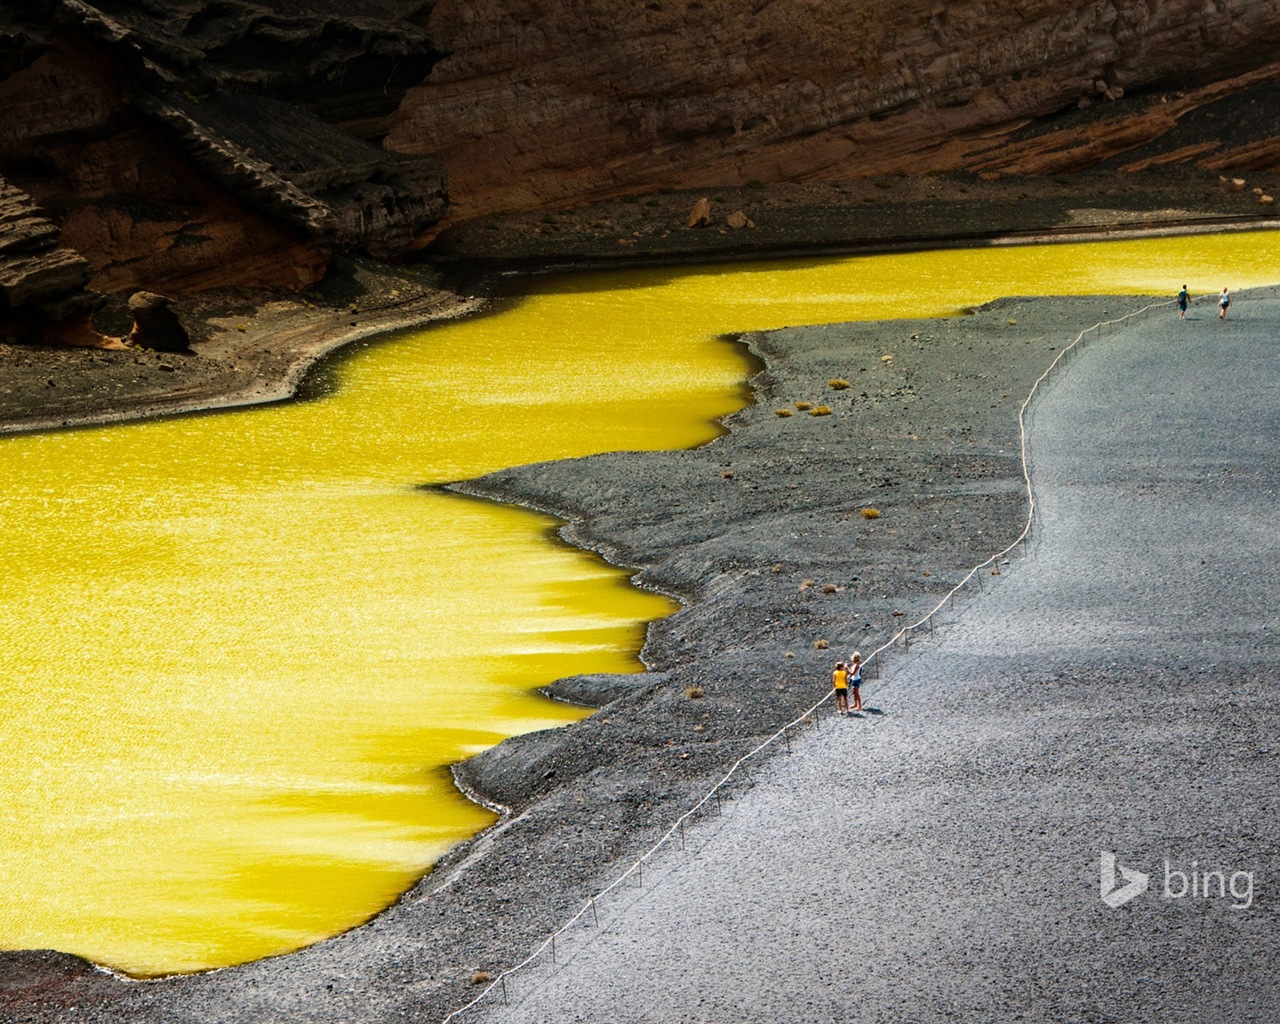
[{"xmin": 1, "ymin": 232, "xmax": 1277, "ymax": 974}]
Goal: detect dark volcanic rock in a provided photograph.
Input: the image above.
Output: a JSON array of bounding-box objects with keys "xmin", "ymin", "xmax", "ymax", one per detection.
[
  {"xmin": 0, "ymin": 175, "xmax": 95, "ymax": 331},
  {"xmin": 56, "ymin": 0, "xmax": 442, "ymax": 124},
  {"xmin": 388, "ymin": 0, "xmax": 1280, "ymax": 220},
  {"xmin": 146, "ymin": 91, "xmax": 446, "ymax": 258},
  {"xmin": 544, "ymin": 671, "xmax": 665, "ymax": 708},
  {"xmin": 0, "ymin": 950, "xmax": 122, "ymax": 1017},
  {"xmin": 0, "ymin": 950, "xmax": 103, "ymax": 993},
  {"xmin": 126, "ymin": 290, "xmax": 189, "ymax": 351},
  {"xmin": 0, "ymin": 1, "xmax": 447, "ymax": 302}
]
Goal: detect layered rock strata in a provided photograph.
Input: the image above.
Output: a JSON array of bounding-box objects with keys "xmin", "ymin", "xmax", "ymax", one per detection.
[
  {"xmin": 0, "ymin": 176, "xmax": 94, "ymax": 331},
  {"xmin": 387, "ymin": 0, "xmax": 1280, "ymax": 220},
  {"xmin": 0, "ymin": 0, "xmax": 447, "ymax": 328}
]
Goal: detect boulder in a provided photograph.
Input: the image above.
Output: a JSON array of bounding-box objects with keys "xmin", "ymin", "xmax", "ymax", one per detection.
[
  {"xmin": 127, "ymin": 291, "xmax": 190, "ymax": 352},
  {"xmin": 687, "ymin": 197, "xmax": 712, "ymax": 228}
]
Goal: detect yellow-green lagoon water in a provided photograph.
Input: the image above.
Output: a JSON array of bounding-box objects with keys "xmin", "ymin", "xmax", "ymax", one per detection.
[{"xmin": 1, "ymin": 231, "xmax": 1277, "ymax": 975}]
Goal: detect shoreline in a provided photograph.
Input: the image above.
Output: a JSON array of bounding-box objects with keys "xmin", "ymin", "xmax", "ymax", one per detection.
[
  {"xmin": 2, "ymin": 288, "xmax": 1165, "ymax": 1023},
  {"xmin": 2, "ymin": 165, "xmax": 1277, "ymax": 438},
  {"xmin": 0, "ymin": 270, "xmax": 485, "ymax": 437},
  {"xmin": 0, "ymin": 182, "xmax": 1275, "ymax": 1020}
]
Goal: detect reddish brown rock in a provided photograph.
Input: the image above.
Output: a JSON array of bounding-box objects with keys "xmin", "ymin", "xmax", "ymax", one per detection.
[
  {"xmin": 0, "ymin": 175, "xmax": 94, "ymax": 333},
  {"xmin": 0, "ymin": 40, "xmax": 329, "ymax": 296},
  {"xmin": 386, "ymin": 0, "xmax": 1280, "ymax": 220},
  {"xmin": 0, "ymin": 3, "xmax": 448, "ymax": 305}
]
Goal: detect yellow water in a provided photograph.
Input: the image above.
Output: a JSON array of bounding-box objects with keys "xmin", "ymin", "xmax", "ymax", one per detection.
[{"xmin": 1, "ymin": 230, "xmax": 1277, "ymax": 976}]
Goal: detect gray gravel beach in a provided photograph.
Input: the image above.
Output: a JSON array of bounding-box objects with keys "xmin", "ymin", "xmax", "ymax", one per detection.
[{"xmin": 460, "ymin": 292, "xmax": 1280, "ymax": 1023}]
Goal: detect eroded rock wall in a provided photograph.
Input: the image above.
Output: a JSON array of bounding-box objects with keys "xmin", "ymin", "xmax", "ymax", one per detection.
[
  {"xmin": 0, "ymin": 38, "xmax": 329, "ymax": 298},
  {"xmin": 0, "ymin": 0, "xmax": 448, "ymax": 335},
  {"xmin": 0, "ymin": 176, "xmax": 94, "ymax": 327},
  {"xmin": 387, "ymin": 0, "xmax": 1280, "ymax": 219}
]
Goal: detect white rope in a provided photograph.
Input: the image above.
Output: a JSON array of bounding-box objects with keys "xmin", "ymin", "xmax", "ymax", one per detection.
[{"xmin": 440, "ymin": 295, "xmax": 1173, "ymax": 1022}]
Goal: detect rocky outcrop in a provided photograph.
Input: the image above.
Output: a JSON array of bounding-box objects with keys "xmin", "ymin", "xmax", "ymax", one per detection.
[
  {"xmin": 4, "ymin": 0, "xmax": 1280, "ymax": 317},
  {"xmin": 0, "ymin": 176, "xmax": 94, "ymax": 331},
  {"xmin": 0, "ymin": 38, "xmax": 330, "ymax": 297},
  {"xmin": 0, "ymin": 1, "xmax": 448, "ymax": 305},
  {"xmin": 51, "ymin": 0, "xmax": 441, "ymax": 128},
  {"xmin": 387, "ymin": 0, "xmax": 1280, "ymax": 220},
  {"xmin": 143, "ymin": 91, "xmax": 445, "ymax": 259}
]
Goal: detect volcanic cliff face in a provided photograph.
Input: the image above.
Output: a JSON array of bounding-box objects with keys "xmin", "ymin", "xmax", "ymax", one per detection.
[
  {"xmin": 0, "ymin": 0, "xmax": 446, "ymax": 339},
  {"xmin": 4, "ymin": 0, "xmax": 1280, "ymax": 341},
  {"xmin": 387, "ymin": 0, "xmax": 1280, "ymax": 220}
]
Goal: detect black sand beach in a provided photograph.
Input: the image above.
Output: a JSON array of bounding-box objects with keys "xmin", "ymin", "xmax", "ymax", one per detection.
[
  {"xmin": 1, "ymin": 178, "xmax": 1278, "ymax": 1022},
  {"xmin": 457, "ymin": 290, "xmax": 1280, "ymax": 1024}
]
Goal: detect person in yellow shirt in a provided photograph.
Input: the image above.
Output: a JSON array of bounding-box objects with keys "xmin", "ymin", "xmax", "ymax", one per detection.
[{"xmin": 832, "ymin": 661, "xmax": 850, "ymax": 716}]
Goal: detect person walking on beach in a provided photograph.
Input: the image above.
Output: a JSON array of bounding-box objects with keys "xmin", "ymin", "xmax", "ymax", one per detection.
[
  {"xmin": 832, "ymin": 661, "xmax": 850, "ymax": 716},
  {"xmin": 1177, "ymin": 286, "xmax": 1189, "ymax": 319},
  {"xmin": 1219, "ymin": 287, "xmax": 1231, "ymax": 320},
  {"xmin": 848, "ymin": 652, "xmax": 863, "ymax": 712}
]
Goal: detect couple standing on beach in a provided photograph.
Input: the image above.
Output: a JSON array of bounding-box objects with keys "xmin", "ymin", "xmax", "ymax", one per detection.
[
  {"xmin": 1177, "ymin": 286, "xmax": 1230, "ymax": 319},
  {"xmin": 832, "ymin": 653, "xmax": 862, "ymax": 715}
]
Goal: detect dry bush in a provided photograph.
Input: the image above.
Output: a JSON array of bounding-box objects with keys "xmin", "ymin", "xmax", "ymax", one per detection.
[
  {"xmin": 774, "ymin": 408, "xmax": 794, "ymax": 417},
  {"xmin": 685, "ymin": 685, "xmax": 705, "ymax": 699},
  {"xmin": 861, "ymin": 508, "xmax": 881, "ymax": 519},
  {"xmin": 828, "ymin": 378, "xmax": 851, "ymax": 389},
  {"xmin": 810, "ymin": 405, "xmax": 832, "ymax": 416}
]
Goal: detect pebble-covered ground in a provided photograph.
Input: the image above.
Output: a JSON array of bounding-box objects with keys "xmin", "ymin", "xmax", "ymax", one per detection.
[{"xmin": 457, "ymin": 289, "xmax": 1280, "ymax": 1024}]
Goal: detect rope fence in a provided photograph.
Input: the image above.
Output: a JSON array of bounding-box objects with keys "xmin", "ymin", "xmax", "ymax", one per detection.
[{"xmin": 439, "ymin": 287, "xmax": 1264, "ymax": 1022}]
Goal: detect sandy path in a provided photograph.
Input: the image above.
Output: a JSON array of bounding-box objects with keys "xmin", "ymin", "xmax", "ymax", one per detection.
[{"xmin": 466, "ymin": 292, "xmax": 1280, "ymax": 1023}]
